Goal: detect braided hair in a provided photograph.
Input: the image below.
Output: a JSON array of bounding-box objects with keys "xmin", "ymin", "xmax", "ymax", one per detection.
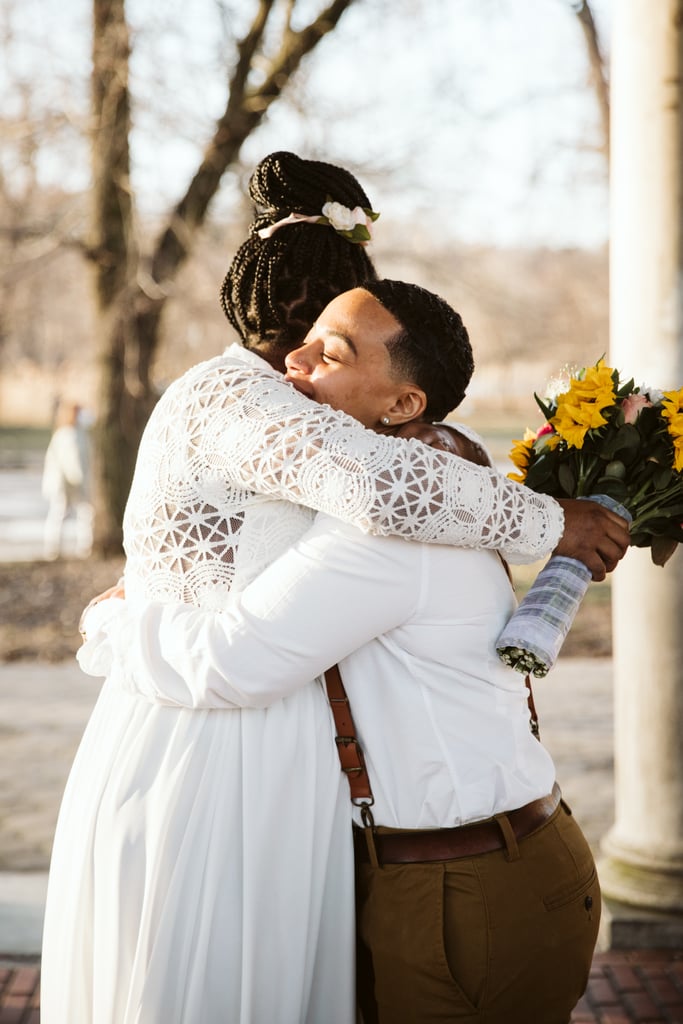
[
  {"xmin": 361, "ymin": 279, "xmax": 474, "ymax": 422},
  {"xmin": 221, "ymin": 151, "xmax": 378, "ymax": 354}
]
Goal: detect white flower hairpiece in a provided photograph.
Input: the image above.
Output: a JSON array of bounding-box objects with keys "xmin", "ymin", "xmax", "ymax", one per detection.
[{"xmin": 257, "ymin": 201, "xmax": 379, "ymax": 245}]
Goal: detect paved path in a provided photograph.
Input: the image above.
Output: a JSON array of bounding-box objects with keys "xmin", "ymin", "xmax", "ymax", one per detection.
[{"xmin": 0, "ymin": 467, "xmax": 82, "ymax": 564}]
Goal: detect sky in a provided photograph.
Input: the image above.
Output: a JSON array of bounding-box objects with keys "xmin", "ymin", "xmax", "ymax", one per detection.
[
  {"xmin": 1, "ymin": 0, "xmax": 612, "ymax": 249},
  {"xmin": 237, "ymin": 0, "xmax": 613, "ymax": 248}
]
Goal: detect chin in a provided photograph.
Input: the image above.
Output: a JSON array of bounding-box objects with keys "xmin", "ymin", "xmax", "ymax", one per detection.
[{"xmin": 286, "ymin": 377, "xmax": 315, "ymax": 400}]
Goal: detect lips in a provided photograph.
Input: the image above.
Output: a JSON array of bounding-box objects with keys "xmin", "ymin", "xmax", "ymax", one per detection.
[{"xmin": 285, "ymin": 376, "xmax": 314, "ymax": 399}]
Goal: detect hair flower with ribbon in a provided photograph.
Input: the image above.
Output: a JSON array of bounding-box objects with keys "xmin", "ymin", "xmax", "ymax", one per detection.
[
  {"xmin": 257, "ymin": 201, "xmax": 379, "ymax": 244},
  {"xmin": 321, "ymin": 201, "xmax": 379, "ymax": 244}
]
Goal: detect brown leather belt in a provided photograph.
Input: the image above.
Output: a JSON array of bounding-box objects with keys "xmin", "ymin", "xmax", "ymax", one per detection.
[{"xmin": 353, "ymin": 784, "xmax": 562, "ymax": 865}]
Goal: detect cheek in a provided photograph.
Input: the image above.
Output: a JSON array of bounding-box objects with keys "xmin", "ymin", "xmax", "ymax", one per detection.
[{"xmin": 310, "ymin": 370, "xmax": 353, "ymax": 408}]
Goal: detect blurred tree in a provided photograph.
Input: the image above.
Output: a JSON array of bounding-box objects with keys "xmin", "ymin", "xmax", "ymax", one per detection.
[
  {"xmin": 572, "ymin": 0, "xmax": 610, "ymax": 161},
  {"xmin": 90, "ymin": 0, "xmax": 357, "ymax": 554},
  {"xmin": 0, "ymin": 0, "xmax": 611, "ymax": 552}
]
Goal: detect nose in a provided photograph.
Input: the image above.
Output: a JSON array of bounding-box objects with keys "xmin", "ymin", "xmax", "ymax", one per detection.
[{"xmin": 285, "ymin": 340, "xmax": 318, "ymax": 375}]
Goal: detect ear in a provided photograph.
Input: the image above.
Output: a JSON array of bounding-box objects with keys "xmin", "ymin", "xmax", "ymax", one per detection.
[{"xmin": 385, "ymin": 386, "xmax": 427, "ymax": 425}]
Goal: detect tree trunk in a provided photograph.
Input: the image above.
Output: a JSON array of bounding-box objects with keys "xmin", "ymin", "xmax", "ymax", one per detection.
[
  {"xmin": 90, "ymin": 0, "xmax": 140, "ymax": 553},
  {"xmin": 92, "ymin": 306, "xmax": 157, "ymax": 555},
  {"xmin": 89, "ymin": 0, "xmax": 357, "ymax": 554}
]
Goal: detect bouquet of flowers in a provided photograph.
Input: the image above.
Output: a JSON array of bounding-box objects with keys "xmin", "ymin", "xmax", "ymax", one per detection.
[{"xmin": 496, "ymin": 359, "xmax": 683, "ymax": 677}]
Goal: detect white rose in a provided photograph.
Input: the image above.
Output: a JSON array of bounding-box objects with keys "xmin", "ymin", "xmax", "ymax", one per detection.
[
  {"xmin": 638, "ymin": 382, "xmax": 665, "ymax": 404},
  {"xmin": 322, "ymin": 202, "xmax": 357, "ymax": 231},
  {"xmin": 351, "ymin": 206, "xmax": 369, "ymax": 226}
]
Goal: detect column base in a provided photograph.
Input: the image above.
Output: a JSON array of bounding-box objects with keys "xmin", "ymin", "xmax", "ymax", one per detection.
[
  {"xmin": 598, "ymin": 836, "xmax": 683, "ymax": 914},
  {"xmin": 599, "ymin": 896, "xmax": 683, "ymax": 950}
]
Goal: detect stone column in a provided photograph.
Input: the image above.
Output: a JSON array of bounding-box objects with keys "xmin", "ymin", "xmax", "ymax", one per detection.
[{"xmin": 599, "ymin": 0, "xmax": 683, "ymax": 946}]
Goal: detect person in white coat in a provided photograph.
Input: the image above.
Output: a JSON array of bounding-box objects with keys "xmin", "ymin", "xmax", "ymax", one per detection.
[{"xmin": 42, "ymin": 400, "xmax": 93, "ymax": 559}]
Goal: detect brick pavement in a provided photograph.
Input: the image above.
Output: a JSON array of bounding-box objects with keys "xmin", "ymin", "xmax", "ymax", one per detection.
[
  {"xmin": 575, "ymin": 951, "xmax": 683, "ymax": 1023},
  {"xmin": 0, "ymin": 961, "xmax": 39, "ymax": 1024},
  {"xmin": 2, "ymin": 952, "xmax": 682, "ymax": 1022}
]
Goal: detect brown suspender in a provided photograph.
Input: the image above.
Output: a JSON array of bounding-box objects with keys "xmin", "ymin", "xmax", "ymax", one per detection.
[
  {"xmin": 324, "ymin": 664, "xmax": 540, "ymax": 809},
  {"xmin": 323, "ymin": 664, "xmax": 373, "ymax": 803}
]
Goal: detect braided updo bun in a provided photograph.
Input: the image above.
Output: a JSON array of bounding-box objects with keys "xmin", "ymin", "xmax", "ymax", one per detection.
[
  {"xmin": 220, "ymin": 151, "xmax": 377, "ymax": 353},
  {"xmin": 361, "ymin": 279, "xmax": 475, "ymax": 422}
]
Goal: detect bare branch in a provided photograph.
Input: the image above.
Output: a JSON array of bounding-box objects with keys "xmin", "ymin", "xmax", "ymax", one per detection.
[
  {"xmin": 149, "ymin": 0, "xmax": 357, "ymax": 288},
  {"xmin": 283, "ymin": 0, "xmax": 297, "ymax": 32},
  {"xmin": 573, "ymin": 1, "xmax": 610, "ymax": 163},
  {"xmin": 231, "ymin": 0, "xmax": 277, "ymax": 100},
  {"xmin": 272, "ymin": 0, "xmax": 358, "ymax": 78}
]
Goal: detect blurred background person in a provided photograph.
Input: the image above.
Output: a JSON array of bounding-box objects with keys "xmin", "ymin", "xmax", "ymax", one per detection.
[{"xmin": 42, "ymin": 400, "xmax": 93, "ymax": 560}]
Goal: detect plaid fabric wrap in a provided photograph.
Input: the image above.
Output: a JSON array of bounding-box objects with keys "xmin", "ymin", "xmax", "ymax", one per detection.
[
  {"xmin": 496, "ymin": 494, "xmax": 630, "ymax": 678},
  {"xmin": 496, "ymin": 556, "xmax": 591, "ymax": 677}
]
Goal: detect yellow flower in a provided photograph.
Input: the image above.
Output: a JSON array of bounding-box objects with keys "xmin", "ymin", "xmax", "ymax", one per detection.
[
  {"xmin": 671, "ymin": 439, "xmax": 683, "ymax": 473},
  {"xmin": 662, "ymin": 388, "xmax": 683, "ymax": 420},
  {"xmin": 507, "ymin": 428, "xmax": 536, "ymax": 482},
  {"xmin": 550, "ymin": 360, "xmax": 616, "ymax": 449},
  {"xmin": 662, "ymin": 389, "xmax": 683, "ymax": 471}
]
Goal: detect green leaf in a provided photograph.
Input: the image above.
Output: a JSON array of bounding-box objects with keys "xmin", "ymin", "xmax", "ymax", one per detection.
[
  {"xmin": 599, "ymin": 423, "xmax": 641, "ymax": 460},
  {"xmin": 594, "ymin": 478, "xmax": 627, "ymax": 501},
  {"xmin": 558, "ymin": 462, "xmax": 577, "ymax": 495},
  {"xmin": 615, "ymin": 377, "xmax": 635, "ymax": 399},
  {"xmin": 654, "ymin": 465, "xmax": 674, "ymax": 490},
  {"xmin": 651, "ymin": 535, "xmax": 680, "ymax": 566},
  {"xmin": 528, "ymin": 447, "xmax": 564, "ymax": 482},
  {"xmin": 342, "ymin": 225, "xmax": 371, "ymax": 243},
  {"xmin": 534, "ymin": 393, "xmax": 555, "ymax": 420}
]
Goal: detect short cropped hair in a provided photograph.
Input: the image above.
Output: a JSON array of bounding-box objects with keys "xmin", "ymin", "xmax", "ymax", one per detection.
[{"xmin": 361, "ymin": 279, "xmax": 474, "ymax": 421}]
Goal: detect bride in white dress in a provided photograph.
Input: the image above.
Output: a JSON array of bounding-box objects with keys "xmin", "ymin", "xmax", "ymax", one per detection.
[{"xmin": 41, "ymin": 159, "xmax": 568, "ymax": 1024}]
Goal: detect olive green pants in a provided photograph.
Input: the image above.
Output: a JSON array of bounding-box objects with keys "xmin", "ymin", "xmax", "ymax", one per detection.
[{"xmin": 355, "ymin": 801, "xmax": 600, "ymax": 1024}]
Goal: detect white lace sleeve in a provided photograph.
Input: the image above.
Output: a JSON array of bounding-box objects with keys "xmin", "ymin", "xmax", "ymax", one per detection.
[{"xmin": 165, "ymin": 353, "xmax": 562, "ymax": 563}]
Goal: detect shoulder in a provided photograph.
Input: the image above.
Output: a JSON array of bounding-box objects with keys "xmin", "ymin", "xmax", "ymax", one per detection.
[
  {"xmin": 154, "ymin": 348, "xmax": 289, "ymax": 413},
  {"xmin": 441, "ymin": 421, "xmax": 494, "ymax": 467}
]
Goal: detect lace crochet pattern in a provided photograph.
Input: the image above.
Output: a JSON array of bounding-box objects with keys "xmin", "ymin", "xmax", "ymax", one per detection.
[{"xmin": 123, "ymin": 348, "xmax": 562, "ymax": 607}]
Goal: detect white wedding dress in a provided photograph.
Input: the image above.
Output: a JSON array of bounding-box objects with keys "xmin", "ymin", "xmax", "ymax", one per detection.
[{"xmin": 40, "ymin": 346, "xmax": 563, "ymax": 1024}]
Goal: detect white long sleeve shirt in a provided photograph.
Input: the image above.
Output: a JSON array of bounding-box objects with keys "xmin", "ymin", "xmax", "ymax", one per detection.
[{"xmin": 83, "ymin": 514, "xmax": 556, "ymax": 830}]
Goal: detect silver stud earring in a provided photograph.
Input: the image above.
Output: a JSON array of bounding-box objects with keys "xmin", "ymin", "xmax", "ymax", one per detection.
[{"xmin": 381, "ymin": 416, "xmax": 391, "ymax": 425}]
